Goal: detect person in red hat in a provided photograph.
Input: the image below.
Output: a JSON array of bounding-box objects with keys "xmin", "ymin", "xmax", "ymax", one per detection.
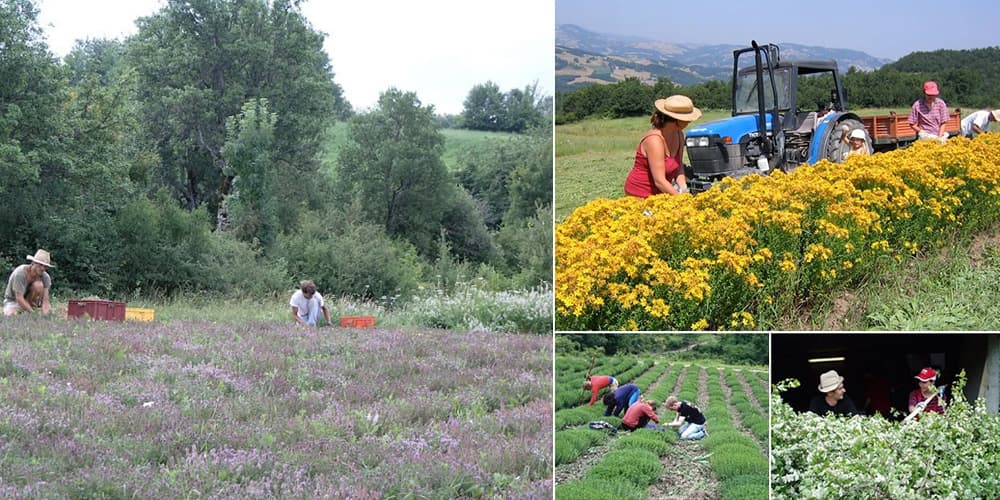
[
  {"xmin": 908, "ymin": 81, "xmax": 950, "ymax": 144},
  {"xmin": 908, "ymin": 367, "xmax": 946, "ymax": 416},
  {"xmin": 3, "ymin": 249, "xmax": 54, "ymax": 316}
]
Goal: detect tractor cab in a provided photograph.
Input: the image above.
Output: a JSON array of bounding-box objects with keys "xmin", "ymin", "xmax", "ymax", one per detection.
[{"xmin": 685, "ymin": 42, "xmax": 866, "ymax": 194}]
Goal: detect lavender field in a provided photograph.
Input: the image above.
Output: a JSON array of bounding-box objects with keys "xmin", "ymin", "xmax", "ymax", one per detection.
[{"xmin": 0, "ymin": 316, "xmax": 553, "ymax": 498}]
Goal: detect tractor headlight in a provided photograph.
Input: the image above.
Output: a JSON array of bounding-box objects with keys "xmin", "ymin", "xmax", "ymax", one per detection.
[{"xmin": 686, "ymin": 136, "xmax": 710, "ymax": 148}]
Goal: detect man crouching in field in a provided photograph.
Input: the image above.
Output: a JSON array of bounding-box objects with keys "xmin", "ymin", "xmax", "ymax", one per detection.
[
  {"xmin": 289, "ymin": 280, "xmax": 332, "ymax": 326},
  {"xmin": 3, "ymin": 249, "xmax": 54, "ymax": 316},
  {"xmin": 665, "ymin": 396, "xmax": 708, "ymax": 440}
]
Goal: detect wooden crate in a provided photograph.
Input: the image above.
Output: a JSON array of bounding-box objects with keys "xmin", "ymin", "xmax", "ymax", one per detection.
[{"xmin": 125, "ymin": 307, "xmax": 155, "ymax": 322}]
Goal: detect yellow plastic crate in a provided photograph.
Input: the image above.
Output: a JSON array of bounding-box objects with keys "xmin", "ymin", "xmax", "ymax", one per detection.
[{"xmin": 125, "ymin": 307, "xmax": 155, "ymax": 322}]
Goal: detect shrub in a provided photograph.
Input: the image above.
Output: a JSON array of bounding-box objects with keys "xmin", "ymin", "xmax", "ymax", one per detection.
[
  {"xmin": 720, "ymin": 473, "xmax": 769, "ymax": 500},
  {"xmin": 585, "ymin": 448, "xmax": 662, "ymax": 486},
  {"xmin": 555, "ymin": 477, "xmax": 645, "ymax": 500},
  {"xmin": 709, "ymin": 444, "xmax": 768, "ymax": 479}
]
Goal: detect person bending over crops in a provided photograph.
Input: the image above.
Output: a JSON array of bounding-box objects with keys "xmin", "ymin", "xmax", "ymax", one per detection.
[
  {"xmin": 908, "ymin": 81, "xmax": 949, "ymax": 144},
  {"xmin": 624, "ymin": 95, "xmax": 702, "ymax": 197},
  {"xmin": 960, "ymin": 109, "xmax": 1000, "ymax": 138},
  {"xmin": 3, "ymin": 249, "xmax": 54, "ymax": 316},
  {"xmin": 583, "ymin": 375, "xmax": 618, "ymax": 405},
  {"xmin": 908, "ymin": 367, "xmax": 946, "ymax": 416},
  {"xmin": 664, "ymin": 396, "xmax": 707, "ymax": 440},
  {"xmin": 809, "ymin": 370, "xmax": 860, "ymax": 417},
  {"xmin": 289, "ymin": 280, "xmax": 332, "ymax": 327},
  {"xmin": 620, "ymin": 397, "xmax": 662, "ymax": 432},
  {"xmin": 603, "ymin": 382, "xmax": 641, "ymax": 417}
]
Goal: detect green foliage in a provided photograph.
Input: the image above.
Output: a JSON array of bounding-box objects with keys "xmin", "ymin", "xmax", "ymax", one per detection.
[
  {"xmin": 555, "ymin": 428, "xmax": 608, "ymax": 465},
  {"xmin": 222, "ymin": 98, "xmax": 279, "ymax": 249},
  {"xmin": 461, "ymin": 81, "xmax": 547, "ymax": 133},
  {"xmin": 586, "ymin": 448, "xmax": 663, "ymax": 486},
  {"xmin": 693, "ymin": 334, "xmax": 769, "ymax": 365},
  {"xmin": 335, "ymin": 88, "xmax": 457, "ymax": 257},
  {"xmin": 772, "ymin": 373, "xmax": 1000, "ymax": 499},
  {"xmin": 614, "ymin": 431, "xmax": 672, "ymax": 455},
  {"xmin": 495, "ymin": 206, "xmax": 553, "ymax": 288},
  {"xmin": 276, "ymin": 209, "xmax": 425, "ymax": 302},
  {"xmin": 719, "ymin": 473, "xmax": 769, "ymax": 500},
  {"xmin": 127, "ymin": 0, "xmax": 343, "ymax": 218},
  {"xmin": 555, "ymin": 477, "xmax": 645, "ymax": 500}
]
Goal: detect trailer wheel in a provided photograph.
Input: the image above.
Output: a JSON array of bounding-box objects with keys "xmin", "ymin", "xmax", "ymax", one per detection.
[{"xmin": 823, "ymin": 118, "xmax": 869, "ymax": 163}]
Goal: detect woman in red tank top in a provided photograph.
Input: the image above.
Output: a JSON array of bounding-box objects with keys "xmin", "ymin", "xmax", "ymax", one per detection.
[{"xmin": 624, "ymin": 95, "xmax": 702, "ymax": 198}]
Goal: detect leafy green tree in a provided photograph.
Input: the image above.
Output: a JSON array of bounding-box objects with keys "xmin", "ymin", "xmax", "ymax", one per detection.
[
  {"xmin": 335, "ymin": 88, "xmax": 455, "ymax": 257},
  {"xmin": 221, "ymin": 98, "xmax": 279, "ymax": 248},
  {"xmin": 499, "ymin": 82, "xmax": 547, "ymax": 132},
  {"xmin": 461, "ymin": 81, "xmax": 505, "ymax": 131},
  {"xmin": 127, "ymin": 0, "xmax": 345, "ymax": 224}
]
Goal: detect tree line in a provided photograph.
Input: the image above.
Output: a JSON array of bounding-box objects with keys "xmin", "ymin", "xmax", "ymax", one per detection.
[
  {"xmin": 555, "ymin": 46, "xmax": 1000, "ymax": 123},
  {"xmin": 0, "ymin": 0, "xmax": 551, "ymax": 302}
]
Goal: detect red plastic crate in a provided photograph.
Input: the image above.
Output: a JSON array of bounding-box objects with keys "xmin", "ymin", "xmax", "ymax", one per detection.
[
  {"xmin": 68, "ymin": 300, "xmax": 126, "ymax": 321},
  {"xmin": 340, "ymin": 316, "xmax": 375, "ymax": 328}
]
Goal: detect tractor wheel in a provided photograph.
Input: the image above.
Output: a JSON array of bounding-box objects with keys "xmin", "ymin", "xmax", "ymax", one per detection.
[{"xmin": 822, "ymin": 118, "xmax": 869, "ymax": 163}]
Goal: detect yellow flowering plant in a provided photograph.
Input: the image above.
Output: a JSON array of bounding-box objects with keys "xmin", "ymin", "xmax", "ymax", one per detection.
[{"xmin": 556, "ymin": 135, "xmax": 1000, "ymax": 330}]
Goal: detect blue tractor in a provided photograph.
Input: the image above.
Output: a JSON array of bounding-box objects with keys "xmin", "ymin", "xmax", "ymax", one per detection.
[{"xmin": 684, "ymin": 41, "xmax": 870, "ymax": 193}]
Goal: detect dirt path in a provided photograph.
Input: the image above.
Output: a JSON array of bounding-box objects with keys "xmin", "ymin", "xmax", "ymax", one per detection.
[
  {"xmin": 671, "ymin": 364, "xmax": 688, "ymax": 395},
  {"xmin": 647, "ymin": 366, "xmax": 719, "ymax": 500},
  {"xmin": 734, "ymin": 370, "xmax": 767, "ymax": 417},
  {"xmin": 719, "ymin": 369, "xmax": 766, "ymax": 455}
]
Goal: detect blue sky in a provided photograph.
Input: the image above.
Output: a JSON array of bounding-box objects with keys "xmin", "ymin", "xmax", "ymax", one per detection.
[{"xmin": 556, "ymin": 0, "xmax": 999, "ymax": 60}]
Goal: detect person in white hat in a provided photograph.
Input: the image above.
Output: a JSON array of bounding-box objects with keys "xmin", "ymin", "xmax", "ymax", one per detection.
[
  {"xmin": 960, "ymin": 109, "xmax": 1000, "ymax": 138},
  {"xmin": 908, "ymin": 367, "xmax": 946, "ymax": 416},
  {"xmin": 3, "ymin": 249, "xmax": 54, "ymax": 316},
  {"xmin": 808, "ymin": 369, "xmax": 859, "ymax": 417},
  {"xmin": 624, "ymin": 94, "xmax": 702, "ymax": 198},
  {"xmin": 839, "ymin": 126, "xmax": 871, "ymax": 158},
  {"xmin": 908, "ymin": 81, "xmax": 950, "ymax": 144}
]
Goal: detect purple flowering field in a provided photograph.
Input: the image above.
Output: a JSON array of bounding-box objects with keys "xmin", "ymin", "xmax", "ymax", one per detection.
[{"xmin": 0, "ymin": 317, "xmax": 553, "ymax": 498}]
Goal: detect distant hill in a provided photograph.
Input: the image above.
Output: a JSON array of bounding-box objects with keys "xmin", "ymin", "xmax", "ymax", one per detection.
[{"xmin": 556, "ymin": 24, "xmax": 893, "ymax": 91}]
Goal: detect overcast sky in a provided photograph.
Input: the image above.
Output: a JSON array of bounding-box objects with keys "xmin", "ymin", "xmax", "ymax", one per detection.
[
  {"xmin": 36, "ymin": 0, "xmax": 553, "ymax": 115},
  {"xmin": 556, "ymin": 0, "xmax": 999, "ymax": 60}
]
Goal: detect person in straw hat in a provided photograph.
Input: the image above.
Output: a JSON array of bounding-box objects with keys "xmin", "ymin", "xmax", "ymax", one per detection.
[
  {"xmin": 960, "ymin": 108, "xmax": 1000, "ymax": 138},
  {"xmin": 808, "ymin": 369, "xmax": 859, "ymax": 417},
  {"xmin": 3, "ymin": 249, "xmax": 54, "ymax": 316},
  {"xmin": 624, "ymin": 94, "xmax": 702, "ymax": 198},
  {"xmin": 908, "ymin": 367, "xmax": 946, "ymax": 416},
  {"xmin": 839, "ymin": 125, "xmax": 871, "ymax": 158}
]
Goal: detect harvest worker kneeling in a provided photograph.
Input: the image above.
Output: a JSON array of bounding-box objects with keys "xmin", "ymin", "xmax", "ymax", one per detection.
[
  {"xmin": 3, "ymin": 249, "xmax": 54, "ymax": 316},
  {"xmin": 665, "ymin": 396, "xmax": 708, "ymax": 440},
  {"xmin": 289, "ymin": 280, "xmax": 332, "ymax": 326}
]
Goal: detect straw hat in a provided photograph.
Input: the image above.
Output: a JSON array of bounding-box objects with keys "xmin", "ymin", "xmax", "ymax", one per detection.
[
  {"xmin": 923, "ymin": 81, "xmax": 939, "ymax": 96},
  {"xmin": 849, "ymin": 129, "xmax": 866, "ymax": 140},
  {"xmin": 915, "ymin": 367, "xmax": 938, "ymax": 382},
  {"xmin": 991, "ymin": 109, "xmax": 1000, "ymax": 121},
  {"xmin": 818, "ymin": 370, "xmax": 844, "ymax": 393},
  {"xmin": 26, "ymin": 249, "xmax": 54, "ymax": 268},
  {"xmin": 655, "ymin": 95, "xmax": 702, "ymax": 121}
]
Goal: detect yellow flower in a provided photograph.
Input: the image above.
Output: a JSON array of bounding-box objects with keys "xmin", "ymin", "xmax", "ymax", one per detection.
[{"xmin": 690, "ymin": 319, "xmax": 709, "ymax": 331}]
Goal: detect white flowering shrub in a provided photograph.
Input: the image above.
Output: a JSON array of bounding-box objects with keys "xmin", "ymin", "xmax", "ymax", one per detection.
[{"xmin": 771, "ymin": 374, "xmax": 1000, "ymax": 499}]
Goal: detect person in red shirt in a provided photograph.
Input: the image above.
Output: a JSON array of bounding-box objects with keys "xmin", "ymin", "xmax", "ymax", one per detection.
[
  {"xmin": 908, "ymin": 367, "xmax": 946, "ymax": 416},
  {"xmin": 583, "ymin": 375, "xmax": 618, "ymax": 405},
  {"xmin": 620, "ymin": 398, "xmax": 661, "ymax": 432},
  {"xmin": 624, "ymin": 95, "xmax": 702, "ymax": 198}
]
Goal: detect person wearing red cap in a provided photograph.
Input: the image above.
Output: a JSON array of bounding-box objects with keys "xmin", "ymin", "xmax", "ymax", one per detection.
[
  {"xmin": 908, "ymin": 367, "xmax": 946, "ymax": 416},
  {"xmin": 908, "ymin": 81, "xmax": 950, "ymax": 144}
]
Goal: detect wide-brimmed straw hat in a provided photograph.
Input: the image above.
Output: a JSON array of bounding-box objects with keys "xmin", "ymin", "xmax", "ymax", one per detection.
[
  {"xmin": 991, "ymin": 109, "xmax": 1000, "ymax": 121},
  {"xmin": 818, "ymin": 370, "xmax": 844, "ymax": 393},
  {"xmin": 915, "ymin": 367, "xmax": 938, "ymax": 382},
  {"xmin": 923, "ymin": 81, "xmax": 940, "ymax": 96},
  {"xmin": 655, "ymin": 95, "xmax": 702, "ymax": 121},
  {"xmin": 26, "ymin": 249, "xmax": 54, "ymax": 268}
]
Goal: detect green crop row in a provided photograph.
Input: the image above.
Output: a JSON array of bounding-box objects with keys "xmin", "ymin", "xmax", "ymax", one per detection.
[
  {"xmin": 557, "ymin": 431, "xmax": 675, "ymax": 500},
  {"xmin": 555, "ymin": 428, "xmax": 611, "ymax": 466},
  {"xmin": 704, "ymin": 368, "xmax": 768, "ymax": 500}
]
